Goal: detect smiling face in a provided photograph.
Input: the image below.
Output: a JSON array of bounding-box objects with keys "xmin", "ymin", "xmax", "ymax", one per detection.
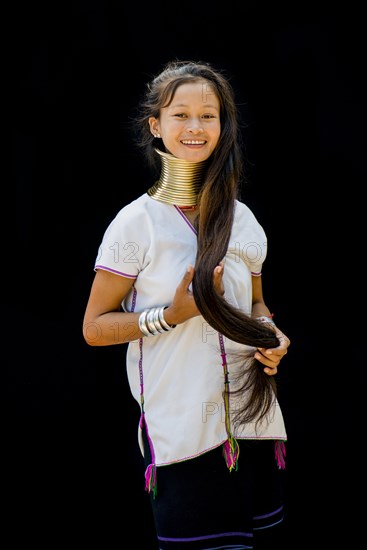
[{"xmin": 149, "ymin": 79, "xmax": 221, "ymax": 163}]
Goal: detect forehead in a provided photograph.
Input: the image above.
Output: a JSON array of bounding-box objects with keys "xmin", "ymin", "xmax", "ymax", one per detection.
[{"xmin": 169, "ymin": 80, "xmax": 220, "ymax": 109}]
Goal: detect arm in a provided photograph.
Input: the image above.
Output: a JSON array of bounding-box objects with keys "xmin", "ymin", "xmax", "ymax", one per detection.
[
  {"xmin": 251, "ymin": 275, "xmax": 290, "ymax": 375},
  {"xmin": 82, "ymin": 265, "xmax": 201, "ymax": 346}
]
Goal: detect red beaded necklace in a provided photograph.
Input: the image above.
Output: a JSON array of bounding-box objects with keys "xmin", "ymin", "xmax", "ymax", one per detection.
[{"xmin": 178, "ymin": 205, "xmax": 198, "ymax": 210}]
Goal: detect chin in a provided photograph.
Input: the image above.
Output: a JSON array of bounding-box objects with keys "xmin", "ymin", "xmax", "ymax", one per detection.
[{"xmin": 181, "ymin": 148, "xmax": 211, "ymax": 162}]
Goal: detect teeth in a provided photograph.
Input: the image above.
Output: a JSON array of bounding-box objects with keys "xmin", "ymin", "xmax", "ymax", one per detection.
[{"xmin": 182, "ymin": 140, "xmax": 205, "ymax": 145}]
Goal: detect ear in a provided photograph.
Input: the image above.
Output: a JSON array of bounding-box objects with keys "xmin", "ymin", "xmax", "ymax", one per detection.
[{"xmin": 149, "ymin": 117, "xmax": 160, "ymax": 138}]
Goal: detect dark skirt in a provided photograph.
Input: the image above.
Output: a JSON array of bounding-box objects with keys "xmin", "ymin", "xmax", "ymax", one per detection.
[{"xmin": 143, "ymin": 436, "xmax": 286, "ymax": 550}]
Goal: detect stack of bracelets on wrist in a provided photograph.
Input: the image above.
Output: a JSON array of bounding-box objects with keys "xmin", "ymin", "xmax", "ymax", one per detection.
[
  {"xmin": 256, "ymin": 315, "xmax": 275, "ymax": 326},
  {"xmin": 138, "ymin": 306, "xmax": 176, "ymax": 337}
]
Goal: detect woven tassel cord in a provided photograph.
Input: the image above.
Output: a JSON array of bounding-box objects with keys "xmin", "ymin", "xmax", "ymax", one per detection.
[
  {"xmin": 218, "ymin": 335, "xmax": 240, "ymax": 472},
  {"xmin": 145, "ymin": 463, "xmax": 157, "ymax": 498},
  {"xmin": 223, "ymin": 435, "xmax": 240, "ymax": 472},
  {"xmin": 274, "ymin": 440, "xmax": 286, "ymax": 470}
]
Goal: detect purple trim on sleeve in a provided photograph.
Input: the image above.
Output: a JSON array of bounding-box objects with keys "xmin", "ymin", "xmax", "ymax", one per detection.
[
  {"xmin": 94, "ymin": 265, "xmax": 137, "ymax": 279},
  {"xmin": 251, "ymin": 271, "xmax": 262, "ymax": 276}
]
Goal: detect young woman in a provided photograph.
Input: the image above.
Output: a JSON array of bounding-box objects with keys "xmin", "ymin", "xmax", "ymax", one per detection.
[{"xmin": 83, "ymin": 60, "xmax": 290, "ymax": 549}]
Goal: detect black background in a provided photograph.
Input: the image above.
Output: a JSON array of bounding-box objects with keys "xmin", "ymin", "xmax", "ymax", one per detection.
[{"xmin": 8, "ymin": 2, "xmax": 364, "ymax": 548}]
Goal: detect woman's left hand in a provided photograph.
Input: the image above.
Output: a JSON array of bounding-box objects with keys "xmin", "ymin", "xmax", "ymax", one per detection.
[{"xmin": 255, "ymin": 329, "xmax": 290, "ymax": 376}]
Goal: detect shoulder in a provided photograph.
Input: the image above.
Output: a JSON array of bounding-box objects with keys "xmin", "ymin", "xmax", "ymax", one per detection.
[
  {"xmin": 232, "ymin": 200, "xmax": 268, "ymax": 269},
  {"xmin": 108, "ymin": 193, "xmax": 161, "ymax": 226},
  {"xmin": 234, "ymin": 199, "xmax": 263, "ymax": 228},
  {"xmin": 114, "ymin": 193, "xmax": 149, "ymax": 218}
]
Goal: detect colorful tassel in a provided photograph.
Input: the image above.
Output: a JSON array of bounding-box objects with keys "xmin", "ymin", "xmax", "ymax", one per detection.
[
  {"xmin": 223, "ymin": 435, "xmax": 240, "ymax": 472},
  {"xmin": 218, "ymin": 334, "xmax": 240, "ymax": 472},
  {"xmin": 138, "ymin": 340, "xmax": 158, "ymax": 497},
  {"xmin": 274, "ymin": 440, "xmax": 286, "ymax": 469},
  {"xmin": 144, "ymin": 463, "xmax": 157, "ymax": 498}
]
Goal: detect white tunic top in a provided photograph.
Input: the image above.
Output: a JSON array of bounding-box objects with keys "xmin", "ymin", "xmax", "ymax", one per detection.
[{"xmin": 95, "ymin": 193, "xmax": 287, "ymax": 466}]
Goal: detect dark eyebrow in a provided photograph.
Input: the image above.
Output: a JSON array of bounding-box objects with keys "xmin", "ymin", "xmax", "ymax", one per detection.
[{"xmin": 170, "ymin": 103, "xmax": 219, "ymax": 109}]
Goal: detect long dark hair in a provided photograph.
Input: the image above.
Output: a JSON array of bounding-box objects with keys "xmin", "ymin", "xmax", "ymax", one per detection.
[{"xmin": 134, "ymin": 60, "xmax": 279, "ymax": 428}]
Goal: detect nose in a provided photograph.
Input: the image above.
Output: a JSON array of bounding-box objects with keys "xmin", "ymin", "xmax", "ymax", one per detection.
[{"xmin": 186, "ymin": 119, "xmax": 204, "ymax": 133}]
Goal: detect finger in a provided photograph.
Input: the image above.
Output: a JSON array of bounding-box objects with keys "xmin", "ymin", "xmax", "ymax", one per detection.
[
  {"xmin": 264, "ymin": 366, "xmax": 277, "ymax": 376},
  {"xmin": 213, "ymin": 262, "xmax": 225, "ymax": 295},
  {"xmin": 182, "ymin": 264, "xmax": 195, "ymax": 284},
  {"xmin": 258, "ymin": 338, "xmax": 289, "ymax": 355},
  {"xmin": 255, "ymin": 351, "xmax": 279, "ymax": 365},
  {"xmin": 214, "ymin": 262, "xmax": 224, "ymax": 276},
  {"xmin": 261, "ymin": 348, "xmax": 287, "ymax": 357}
]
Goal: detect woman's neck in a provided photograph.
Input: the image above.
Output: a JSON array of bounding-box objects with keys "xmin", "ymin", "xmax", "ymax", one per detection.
[{"xmin": 147, "ymin": 148, "xmax": 207, "ymax": 208}]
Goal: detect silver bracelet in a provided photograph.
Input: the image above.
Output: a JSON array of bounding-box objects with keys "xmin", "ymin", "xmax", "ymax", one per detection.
[
  {"xmin": 138, "ymin": 310, "xmax": 151, "ymax": 337},
  {"xmin": 158, "ymin": 306, "xmax": 175, "ymax": 331},
  {"xmin": 152, "ymin": 307, "xmax": 166, "ymax": 333},
  {"xmin": 256, "ymin": 315, "xmax": 275, "ymax": 326},
  {"xmin": 146, "ymin": 308, "xmax": 162, "ymax": 335},
  {"xmin": 138, "ymin": 306, "xmax": 176, "ymax": 337}
]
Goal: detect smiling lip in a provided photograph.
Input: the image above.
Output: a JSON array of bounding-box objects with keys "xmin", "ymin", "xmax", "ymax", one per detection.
[{"xmin": 181, "ymin": 140, "xmax": 206, "ymax": 145}]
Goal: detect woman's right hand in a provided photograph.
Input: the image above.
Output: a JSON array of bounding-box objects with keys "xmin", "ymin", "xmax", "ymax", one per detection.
[
  {"xmin": 164, "ymin": 261, "xmax": 226, "ymax": 326},
  {"xmin": 163, "ymin": 265, "xmax": 200, "ymax": 326}
]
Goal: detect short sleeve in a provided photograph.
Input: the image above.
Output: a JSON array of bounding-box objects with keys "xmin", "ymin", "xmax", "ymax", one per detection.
[
  {"xmin": 233, "ymin": 200, "xmax": 268, "ymax": 277},
  {"xmin": 94, "ymin": 201, "xmax": 150, "ymax": 279},
  {"xmin": 243, "ymin": 238, "xmax": 267, "ymax": 277}
]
